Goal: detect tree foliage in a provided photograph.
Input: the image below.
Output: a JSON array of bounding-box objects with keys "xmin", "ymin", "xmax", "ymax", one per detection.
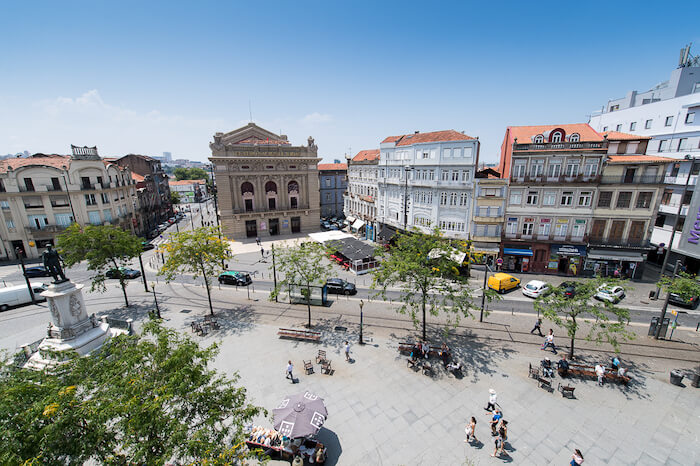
[
  {"xmin": 159, "ymin": 226, "xmax": 229, "ymax": 315},
  {"xmin": 173, "ymin": 167, "xmax": 210, "ymax": 182},
  {"xmin": 371, "ymin": 227, "xmax": 482, "ymax": 341},
  {"xmin": 533, "ymin": 278, "xmax": 634, "ymax": 358},
  {"xmin": 270, "ymin": 241, "xmax": 333, "ymax": 327},
  {"xmin": 57, "ymin": 224, "xmax": 143, "ymax": 307},
  {"xmin": 170, "ymin": 190, "xmax": 181, "ymax": 205},
  {"xmin": 0, "ymin": 321, "xmax": 264, "ymax": 465},
  {"xmin": 659, "ymin": 271, "xmax": 700, "ymax": 304}
]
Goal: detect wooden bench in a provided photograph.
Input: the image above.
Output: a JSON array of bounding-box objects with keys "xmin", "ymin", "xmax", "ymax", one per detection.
[
  {"xmin": 277, "ymin": 328, "xmax": 321, "ymax": 342},
  {"xmin": 321, "ymin": 359, "xmax": 332, "ymax": 375},
  {"xmin": 407, "ymin": 357, "xmax": 419, "ymax": 370},
  {"xmin": 528, "ymin": 363, "xmax": 540, "ymax": 379},
  {"xmin": 558, "ymin": 383, "xmax": 575, "ymax": 398},
  {"xmin": 303, "ymin": 360, "xmax": 314, "ymax": 375},
  {"xmin": 398, "ymin": 342, "xmax": 444, "ymax": 358},
  {"xmin": 569, "ymin": 363, "xmax": 630, "ymax": 385},
  {"xmin": 422, "ymin": 362, "xmax": 434, "ymax": 377},
  {"xmin": 537, "ymin": 376, "xmax": 553, "ymax": 392}
]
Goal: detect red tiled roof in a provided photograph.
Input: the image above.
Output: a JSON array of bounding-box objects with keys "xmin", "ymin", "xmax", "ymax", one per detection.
[
  {"xmin": 601, "ymin": 131, "xmax": 651, "ymax": 141},
  {"xmin": 169, "ymin": 179, "xmax": 206, "ymax": 185},
  {"xmin": 235, "ymin": 136, "xmax": 291, "ymax": 145},
  {"xmin": 317, "ymin": 163, "xmax": 347, "ymax": 171},
  {"xmin": 507, "ymin": 123, "xmax": 603, "ymax": 143},
  {"xmin": 382, "ymin": 130, "xmax": 475, "ymax": 146},
  {"xmin": 607, "ymin": 155, "xmax": 676, "ymax": 164},
  {"xmin": 0, "ymin": 154, "xmax": 71, "ymax": 174},
  {"xmin": 131, "ymin": 173, "xmax": 145, "ymax": 182},
  {"xmin": 352, "ymin": 149, "xmax": 380, "ymax": 162}
]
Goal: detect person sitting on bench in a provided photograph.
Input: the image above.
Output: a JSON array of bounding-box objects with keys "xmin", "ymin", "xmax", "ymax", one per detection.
[
  {"xmin": 409, "ymin": 345, "xmax": 420, "ymax": 361},
  {"xmin": 541, "ymin": 357, "xmax": 554, "ymax": 377},
  {"xmin": 421, "ymin": 341, "xmax": 430, "ymax": 359},
  {"xmin": 610, "ymin": 356, "xmax": 620, "ymax": 371},
  {"xmin": 440, "ymin": 343, "xmax": 450, "ymax": 368},
  {"xmin": 557, "ymin": 355, "xmax": 570, "ymax": 377}
]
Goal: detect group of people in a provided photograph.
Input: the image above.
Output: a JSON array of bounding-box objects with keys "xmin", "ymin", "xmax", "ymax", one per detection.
[
  {"xmin": 463, "ymin": 389, "xmax": 510, "ymax": 458},
  {"xmin": 540, "ymin": 354, "xmax": 571, "ymax": 378},
  {"xmin": 248, "ymin": 426, "xmax": 326, "ymax": 464},
  {"xmin": 594, "ymin": 356, "xmax": 627, "ymax": 386},
  {"xmin": 409, "ymin": 341, "xmax": 453, "ymax": 368}
]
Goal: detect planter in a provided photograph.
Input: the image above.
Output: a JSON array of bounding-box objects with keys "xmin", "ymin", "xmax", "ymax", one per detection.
[{"xmin": 670, "ymin": 370, "xmax": 684, "ymax": 386}]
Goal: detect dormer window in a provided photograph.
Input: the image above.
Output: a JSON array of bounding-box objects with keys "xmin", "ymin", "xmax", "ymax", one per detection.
[
  {"xmin": 534, "ymin": 135, "xmax": 544, "ymax": 144},
  {"xmin": 569, "ymin": 133, "xmax": 580, "ymax": 142},
  {"xmin": 551, "ymin": 132, "xmax": 563, "ymax": 143}
]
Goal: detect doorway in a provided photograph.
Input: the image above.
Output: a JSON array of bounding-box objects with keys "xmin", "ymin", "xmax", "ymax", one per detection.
[
  {"xmin": 245, "ymin": 220, "xmax": 257, "ymax": 238},
  {"xmin": 291, "ymin": 216, "xmax": 301, "ymax": 233},
  {"xmin": 11, "ymin": 240, "xmax": 25, "ymax": 258},
  {"xmin": 269, "ymin": 218, "xmax": 279, "ymax": 235},
  {"xmin": 558, "ymin": 258, "xmax": 568, "ymax": 274}
]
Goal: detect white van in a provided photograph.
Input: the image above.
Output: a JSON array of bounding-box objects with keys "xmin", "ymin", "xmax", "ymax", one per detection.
[{"xmin": 0, "ymin": 283, "xmax": 48, "ymax": 311}]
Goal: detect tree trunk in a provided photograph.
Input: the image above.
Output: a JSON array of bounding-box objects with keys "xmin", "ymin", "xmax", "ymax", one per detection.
[
  {"xmin": 120, "ymin": 279, "xmax": 129, "ymax": 307},
  {"xmin": 306, "ymin": 284, "xmax": 312, "ymax": 328},
  {"xmin": 569, "ymin": 316, "xmax": 576, "ymax": 359},
  {"xmin": 422, "ymin": 292, "xmax": 427, "ymax": 341},
  {"xmin": 201, "ymin": 266, "xmax": 214, "ymax": 316}
]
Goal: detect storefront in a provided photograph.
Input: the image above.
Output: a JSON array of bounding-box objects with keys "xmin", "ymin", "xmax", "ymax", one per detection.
[
  {"xmin": 585, "ymin": 248, "xmax": 646, "ymax": 280},
  {"xmin": 501, "ymin": 246, "xmax": 533, "ymax": 272},
  {"xmin": 471, "ymin": 243, "xmax": 500, "ymax": 266},
  {"xmin": 547, "ymin": 244, "xmax": 587, "ymax": 276}
]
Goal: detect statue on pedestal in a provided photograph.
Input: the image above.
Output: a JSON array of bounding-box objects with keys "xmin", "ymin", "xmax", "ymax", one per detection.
[{"xmin": 43, "ymin": 245, "xmax": 67, "ymax": 283}]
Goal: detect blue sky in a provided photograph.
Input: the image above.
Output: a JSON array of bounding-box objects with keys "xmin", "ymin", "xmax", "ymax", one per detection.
[{"xmin": 1, "ymin": 1, "xmax": 698, "ymax": 163}]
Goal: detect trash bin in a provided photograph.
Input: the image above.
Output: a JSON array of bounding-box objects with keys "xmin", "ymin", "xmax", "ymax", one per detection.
[
  {"xmin": 692, "ymin": 372, "xmax": 700, "ymax": 388},
  {"xmin": 648, "ymin": 290, "xmax": 657, "ymax": 299},
  {"xmin": 648, "ymin": 317, "xmax": 670, "ymax": 337},
  {"xmin": 670, "ymin": 370, "xmax": 684, "ymax": 386}
]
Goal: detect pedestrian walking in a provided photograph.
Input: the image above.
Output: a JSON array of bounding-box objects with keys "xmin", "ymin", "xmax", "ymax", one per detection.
[
  {"xmin": 570, "ymin": 448, "xmax": 584, "ymax": 465},
  {"xmin": 256, "ymin": 236, "xmax": 261, "ymax": 246},
  {"xmin": 286, "ymin": 360, "xmax": 294, "ymax": 382},
  {"xmin": 260, "ymin": 247, "xmax": 265, "ymax": 258},
  {"xmin": 541, "ymin": 329, "xmax": 557, "ymax": 354},
  {"xmin": 485, "ymin": 388, "xmax": 497, "ymax": 411},
  {"xmin": 464, "ymin": 416, "xmax": 478, "ymax": 444},
  {"xmin": 486, "ymin": 408, "xmax": 502, "ymax": 436},
  {"xmin": 491, "ymin": 424, "xmax": 508, "ymax": 457},
  {"xmin": 530, "ymin": 318, "xmax": 543, "ymax": 336},
  {"xmin": 344, "ymin": 341, "xmax": 350, "ymax": 361}
]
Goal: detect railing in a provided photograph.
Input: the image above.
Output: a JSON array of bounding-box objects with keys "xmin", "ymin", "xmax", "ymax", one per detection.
[
  {"xmin": 51, "ymin": 202, "xmax": 71, "ymax": 208},
  {"xmin": 599, "ymin": 175, "xmax": 665, "ymax": 184},
  {"xmin": 513, "ymin": 141, "xmax": 606, "ymax": 151},
  {"xmin": 589, "ymin": 238, "xmax": 650, "ymax": 248},
  {"xmin": 23, "ymin": 204, "xmax": 44, "ymax": 209},
  {"xmin": 81, "ymin": 183, "xmax": 95, "ymax": 190},
  {"xmin": 18, "ymin": 186, "xmax": 35, "ymax": 192},
  {"xmin": 503, "ymin": 232, "xmax": 588, "ymax": 243},
  {"xmin": 25, "ymin": 225, "xmax": 68, "ymax": 233},
  {"xmin": 233, "ymin": 205, "xmax": 310, "ymax": 214},
  {"xmin": 510, "ymin": 175, "xmax": 601, "ymax": 184},
  {"xmin": 44, "ymin": 185, "xmax": 63, "ymax": 192}
]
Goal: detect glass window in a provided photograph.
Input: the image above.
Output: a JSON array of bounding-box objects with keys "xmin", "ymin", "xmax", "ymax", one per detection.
[
  {"xmin": 443, "ymin": 148, "xmax": 452, "ymax": 158},
  {"xmin": 509, "ymin": 190, "xmax": 522, "ymax": 205},
  {"xmin": 629, "ymin": 122, "xmax": 636, "ymax": 131},
  {"xmin": 534, "ymin": 135, "xmax": 544, "ymax": 143},
  {"xmin": 529, "ymin": 160, "xmax": 544, "ymax": 177},
  {"xmin": 659, "ymin": 140, "xmax": 669, "ymax": 152},
  {"xmin": 543, "ymin": 191, "xmax": 556, "ymax": 206},
  {"xmin": 103, "ymin": 209, "xmax": 113, "ymax": 222},
  {"xmin": 506, "ymin": 220, "xmax": 518, "ymax": 234},
  {"xmin": 572, "ymin": 221, "xmax": 586, "ymax": 238},
  {"xmin": 439, "ymin": 192, "xmax": 448, "ymax": 206},
  {"xmin": 578, "ymin": 192, "xmax": 592, "ymax": 206},
  {"xmin": 454, "ymin": 148, "xmax": 462, "ymax": 157},
  {"xmin": 555, "ymin": 222, "xmax": 568, "ymax": 237},
  {"xmin": 88, "ymin": 211, "xmax": 102, "ymax": 225},
  {"xmin": 584, "ymin": 162, "xmax": 598, "ymax": 176},
  {"xmin": 526, "ymin": 190, "xmax": 539, "ymax": 205},
  {"xmin": 616, "ymin": 124, "xmax": 622, "ymax": 131},
  {"xmin": 686, "ymin": 112, "xmax": 695, "ymax": 124},
  {"xmin": 548, "ymin": 163, "xmax": 561, "ymax": 178},
  {"xmin": 539, "ymin": 222, "xmax": 551, "ymax": 236},
  {"xmin": 561, "ymin": 192, "xmax": 573, "ymax": 206},
  {"xmin": 55, "ymin": 213, "xmax": 73, "ymax": 226},
  {"xmin": 551, "ymin": 132, "xmax": 562, "ymax": 143},
  {"xmin": 522, "ymin": 222, "xmax": 534, "ymax": 236},
  {"xmin": 512, "ymin": 163, "xmax": 526, "ymax": 178},
  {"xmin": 569, "ymin": 133, "xmax": 580, "ymax": 142},
  {"xmin": 441, "ymin": 170, "xmax": 449, "ymax": 181},
  {"xmin": 6, "ymin": 219, "xmax": 15, "ymax": 229},
  {"xmin": 636, "ymin": 192, "xmax": 653, "ymax": 209},
  {"xmin": 598, "ymin": 191, "xmax": 612, "ymax": 207},
  {"xmin": 665, "ymin": 116, "xmax": 673, "ymax": 126},
  {"xmin": 565, "ymin": 162, "xmax": 579, "ymax": 177},
  {"xmin": 645, "ymin": 119, "xmax": 653, "ymax": 129},
  {"xmin": 616, "ymin": 192, "xmax": 632, "ymax": 208}
]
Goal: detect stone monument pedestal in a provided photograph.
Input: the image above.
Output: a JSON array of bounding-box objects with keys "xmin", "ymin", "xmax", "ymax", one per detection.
[{"xmin": 25, "ymin": 280, "xmax": 124, "ymax": 369}]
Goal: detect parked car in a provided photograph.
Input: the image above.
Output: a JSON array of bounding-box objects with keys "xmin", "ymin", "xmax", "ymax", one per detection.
[
  {"xmin": 595, "ymin": 285, "xmax": 625, "ymax": 303},
  {"xmin": 320, "ymin": 221, "xmax": 331, "ymax": 230},
  {"xmin": 24, "ymin": 266, "xmax": 52, "ymax": 278},
  {"xmin": 141, "ymin": 241, "xmax": 155, "ymax": 251},
  {"xmin": 522, "ymin": 280, "xmax": 550, "ymax": 298},
  {"xmin": 668, "ymin": 292, "xmax": 699, "ymax": 309},
  {"xmin": 106, "ymin": 267, "xmax": 142, "ymax": 279},
  {"xmin": 487, "ymin": 273, "xmax": 520, "ymax": 294},
  {"xmin": 559, "ymin": 281, "xmax": 579, "ymax": 298},
  {"xmin": 0, "ymin": 283, "xmax": 48, "ymax": 311},
  {"xmin": 325, "ymin": 278, "xmax": 357, "ymax": 295},
  {"xmin": 328, "ymin": 224, "xmax": 339, "ymax": 231},
  {"xmin": 218, "ymin": 271, "xmax": 252, "ymax": 286}
]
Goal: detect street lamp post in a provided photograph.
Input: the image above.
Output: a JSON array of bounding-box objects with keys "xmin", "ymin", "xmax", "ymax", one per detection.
[
  {"xmin": 655, "ymin": 260, "xmax": 681, "ymax": 339},
  {"xmin": 15, "ymin": 247, "xmax": 35, "ymax": 304},
  {"xmin": 137, "ymin": 253, "xmax": 149, "ymax": 292},
  {"xmin": 271, "ymin": 243, "xmax": 278, "ymax": 302},
  {"xmin": 359, "ymin": 299, "xmax": 365, "ymax": 345},
  {"xmin": 403, "ymin": 167, "xmax": 414, "ymax": 231},
  {"xmin": 480, "ymin": 264, "xmax": 490, "ymax": 322},
  {"xmin": 150, "ymin": 282, "xmax": 161, "ymax": 318}
]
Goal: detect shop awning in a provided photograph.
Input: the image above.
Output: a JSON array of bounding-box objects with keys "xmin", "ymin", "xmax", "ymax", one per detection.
[
  {"xmin": 503, "ymin": 248, "xmax": 533, "ymax": 256},
  {"xmin": 352, "ymin": 219, "xmax": 365, "ymax": 230},
  {"xmin": 472, "ymin": 245, "xmax": 500, "ymax": 254},
  {"xmin": 346, "ymin": 216, "xmax": 356, "ymax": 224},
  {"xmin": 587, "ymin": 249, "xmax": 646, "ymax": 262}
]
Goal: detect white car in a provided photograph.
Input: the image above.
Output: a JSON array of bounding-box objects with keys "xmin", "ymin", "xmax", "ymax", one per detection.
[
  {"xmin": 595, "ymin": 285, "xmax": 625, "ymax": 303},
  {"xmin": 522, "ymin": 280, "xmax": 550, "ymax": 298}
]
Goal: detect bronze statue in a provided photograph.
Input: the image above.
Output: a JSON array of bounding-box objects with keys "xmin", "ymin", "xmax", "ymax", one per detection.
[{"xmin": 43, "ymin": 245, "xmax": 67, "ymax": 283}]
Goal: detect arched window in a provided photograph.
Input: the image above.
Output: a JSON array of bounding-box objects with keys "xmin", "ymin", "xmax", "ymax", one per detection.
[
  {"xmin": 265, "ymin": 181, "xmax": 278, "ymax": 210},
  {"xmin": 534, "ymin": 135, "xmax": 544, "ymax": 143},
  {"xmin": 288, "ymin": 181, "xmax": 300, "ymax": 209},
  {"xmin": 551, "ymin": 131, "xmax": 563, "ymax": 143},
  {"xmin": 265, "ymin": 181, "xmax": 277, "ymax": 194},
  {"xmin": 569, "ymin": 133, "xmax": 580, "ymax": 142},
  {"xmin": 241, "ymin": 182, "xmax": 254, "ymax": 195},
  {"xmin": 241, "ymin": 182, "xmax": 254, "ymax": 212}
]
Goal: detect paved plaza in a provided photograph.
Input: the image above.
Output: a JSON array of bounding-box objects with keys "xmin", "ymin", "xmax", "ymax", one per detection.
[{"xmin": 2, "ymin": 278, "xmax": 698, "ymax": 465}]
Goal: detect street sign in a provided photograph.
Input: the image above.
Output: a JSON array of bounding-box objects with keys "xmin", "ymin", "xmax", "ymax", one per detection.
[
  {"xmin": 670, "ymin": 310, "xmax": 677, "ymax": 316},
  {"xmin": 496, "ymin": 258, "xmax": 503, "ymax": 265}
]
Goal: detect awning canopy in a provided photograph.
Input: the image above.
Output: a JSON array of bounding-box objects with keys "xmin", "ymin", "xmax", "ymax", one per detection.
[
  {"xmin": 503, "ymin": 248, "xmax": 533, "ymax": 256},
  {"xmin": 352, "ymin": 219, "xmax": 365, "ymax": 230},
  {"xmin": 471, "ymin": 244, "xmax": 500, "ymax": 254},
  {"xmin": 588, "ymin": 249, "xmax": 646, "ymax": 262}
]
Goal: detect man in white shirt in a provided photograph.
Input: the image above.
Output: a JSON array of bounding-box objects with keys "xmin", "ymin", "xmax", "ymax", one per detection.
[
  {"xmin": 485, "ymin": 388, "xmax": 497, "ymax": 411},
  {"xmin": 595, "ymin": 364, "xmax": 605, "ymax": 386},
  {"xmin": 541, "ymin": 329, "xmax": 557, "ymax": 355},
  {"xmin": 286, "ymin": 360, "xmax": 294, "ymax": 382}
]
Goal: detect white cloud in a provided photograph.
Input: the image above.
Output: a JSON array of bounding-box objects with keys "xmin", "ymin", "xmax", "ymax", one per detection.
[{"xmin": 300, "ymin": 112, "xmax": 333, "ymax": 125}]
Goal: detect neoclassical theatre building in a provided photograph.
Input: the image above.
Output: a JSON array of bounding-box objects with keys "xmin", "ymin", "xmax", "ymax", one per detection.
[{"xmin": 209, "ymin": 123, "xmax": 321, "ymax": 240}]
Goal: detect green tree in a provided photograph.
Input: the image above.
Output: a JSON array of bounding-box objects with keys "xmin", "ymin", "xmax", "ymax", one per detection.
[
  {"xmin": 270, "ymin": 242, "xmax": 333, "ymax": 328},
  {"xmin": 659, "ymin": 271, "xmax": 700, "ymax": 307},
  {"xmin": 159, "ymin": 226, "xmax": 228, "ymax": 316},
  {"xmin": 371, "ymin": 227, "xmax": 482, "ymax": 341},
  {"xmin": 0, "ymin": 321, "xmax": 264, "ymax": 464},
  {"xmin": 57, "ymin": 224, "xmax": 143, "ymax": 307},
  {"xmin": 173, "ymin": 167, "xmax": 209, "ymax": 182},
  {"xmin": 170, "ymin": 190, "xmax": 181, "ymax": 205},
  {"xmin": 533, "ymin": 278, "xmax": 634, "ymax": 358}
]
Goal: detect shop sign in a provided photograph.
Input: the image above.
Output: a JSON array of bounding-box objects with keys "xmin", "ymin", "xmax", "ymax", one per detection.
[
  {"xmin": 260, "ymin": 221, "xmax": 267, "ymax": 231},
  {"xmin": 524, "ymin": 217, "xmax": 535, "ymax": 222},
  {"xmin": 552, "ymin": 244, "xmax": 586, "ymax": 256},
  {"xmin": 508, "ymin": 217, "xmax": 517, "ymax": 222},
  {"xmin": 539, "ymin": 218, "xmax": 551, "ymax": 223},
  {"xmin": 283, "ymin": 219, "xmax": 289, "ymax": 228},
  {"xmin": 575, "ymin": 219, "xmax": 586, "ymax": 224},
  {"xmin": 556, "ymin": 218, "xmax": 569, "ymax": 224}
]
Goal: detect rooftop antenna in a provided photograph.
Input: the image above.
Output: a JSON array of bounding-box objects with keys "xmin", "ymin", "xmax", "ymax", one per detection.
[{"xmin": 248, "ymin": 100, "xmax": 253, "ymax": 123}]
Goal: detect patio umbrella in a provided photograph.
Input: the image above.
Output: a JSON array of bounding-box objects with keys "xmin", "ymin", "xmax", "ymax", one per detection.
[{"xmin": 273, "ymin": 391, "xmax": 328, "ymax": 439}]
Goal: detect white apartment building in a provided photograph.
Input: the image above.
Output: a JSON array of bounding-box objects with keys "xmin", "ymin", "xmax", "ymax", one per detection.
[
  {"xmin": 588, "ymin": 49, "xmax": 700, "ymax": 270},
  {"xmin": 376, "ymin": 130, "xmax": 479, "ymax": 241},
  {"xmin": 0, "ymin": 147, "xmax": 138, "ymax": 260},
  {"xmin": 344, "ymin": 150, "xmax": 379, "ymax": 241}
]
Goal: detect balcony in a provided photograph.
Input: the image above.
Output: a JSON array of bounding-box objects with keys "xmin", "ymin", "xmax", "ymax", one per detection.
[
  {"xmin": 513, "ymin": 141, "xmax": 606, "ymax": 151},
  {"xmin": 18, "ymin": 186, "xmax": 35, "ymax": 192},
  {"xmin": 23, "ymin": 203, "xmax": 44, "ymax": 210},
  {"xmin": 502, "ymin": 232, "xmax": 588, "ymax": 243},
  {"xmin": 588, "ymin": 238, "xmax": 650, "ymax": 248},
  {"xmin": 510, "ymin": 175, "xmax": 601, "ymax": 184},
  {"xmin": 25, "ymin": 224, "xmax": 67, "ymax": 234},
  {"xmin": 599, "ymin": 175, "xmax": 664, "ymax": 184},
  {"xmin": 474, "ymin": 215, "xmax": 504, "ymax": 224},
  {"xmin": 81, "ymin": 183, "xmax": 95, "ymax": 191},
  {"xmin": 44, "ymin": 185, "xmax": 63, "ymax": 192},
  {"xmin": 659, "ymin": 203, "xmax": 689, "ymax": 216}
]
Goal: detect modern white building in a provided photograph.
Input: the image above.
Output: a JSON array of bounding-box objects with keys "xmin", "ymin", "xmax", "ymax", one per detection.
[
  {"xmin": 588, "ymin": 48, "xmax": 700, "ymax": 270},
  {"xmin": 376, "ymin": 130, "xmax": 479, "ymax": 241},
  {"xmin": 344, "ymin": 150, "xmax": 379, "ymax": 241}
]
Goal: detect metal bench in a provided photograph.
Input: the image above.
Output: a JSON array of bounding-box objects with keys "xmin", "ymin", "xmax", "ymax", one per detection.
[
  {"xmin": 277, "ymin": 328, "xmax": 321, "ymax": 342},
  {"xmin": 528, "ymin": 362, "xmax": 540, "ymax": 379}
]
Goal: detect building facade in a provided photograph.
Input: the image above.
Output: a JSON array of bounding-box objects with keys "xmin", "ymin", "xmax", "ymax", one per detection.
[
  {"xmin": 169, "ymin": 179, "xmax": 206, "ymax": 204},
  {"xmin": 344, "ymin": 149, "xmax": 379, "ymax": 241},
  {"xmin": 499, "ymin": 124, "xmax": 606, "ymax": 274},
  {"xmin": 377, "ymin": 130, "xmax": 479, "ymax": 241},
  {"xmin": 318, "ymin": 163, "xmax": 347, "ymax": 218},
  {"xmin": 472, "ymin": 169, "xmax": 507, "ymax": 264},
  {"xmin": 209, "ymin": 123, "xmax": 321, "ymax": 240},
  {"xmin": 0, "ymin": 147, "xmax": 137, "ymax": 260},
  {"xmin": 588, "ymin": 50, "xmax": 700, "ymax": 269}
]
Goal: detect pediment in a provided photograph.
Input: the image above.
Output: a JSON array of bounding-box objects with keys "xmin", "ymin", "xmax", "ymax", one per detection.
[{"xmin": 218, "ymin": 123, "xmax": 289, "ymax": 146}]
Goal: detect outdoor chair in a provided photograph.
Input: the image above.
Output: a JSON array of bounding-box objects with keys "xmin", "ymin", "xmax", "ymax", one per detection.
[
  {"xmin": 316, "ymin": 350, "xmax": 327, "ymax": 364},
  {"xmin": 303, "ymin": 360, "xmax": 314, "ymax": 375}
]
